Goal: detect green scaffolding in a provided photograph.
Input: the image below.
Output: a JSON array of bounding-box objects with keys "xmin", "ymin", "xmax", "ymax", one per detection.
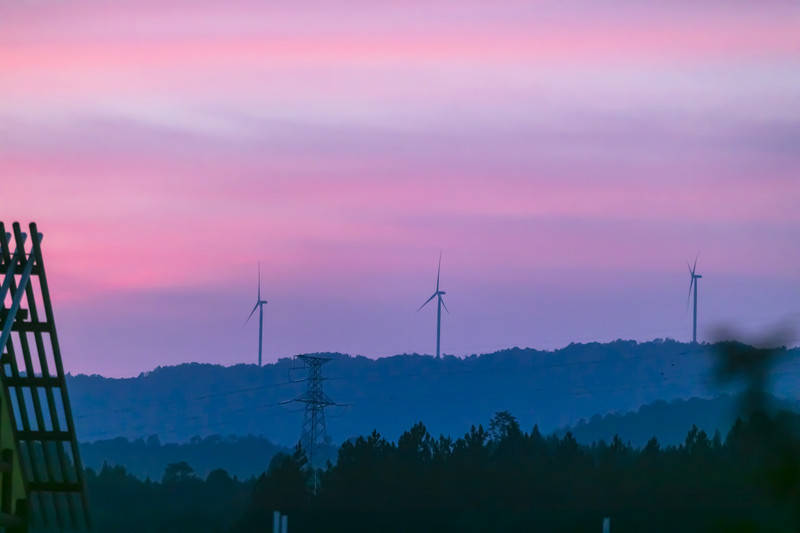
[{"xmin": 0, "ymin": 222, "xmax": 91, "ymax": 532}]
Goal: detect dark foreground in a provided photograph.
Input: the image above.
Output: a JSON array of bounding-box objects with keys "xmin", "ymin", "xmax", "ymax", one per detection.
[{"xmin": 88, "ymin": 409, "xmax": 800, "ymax": 532}]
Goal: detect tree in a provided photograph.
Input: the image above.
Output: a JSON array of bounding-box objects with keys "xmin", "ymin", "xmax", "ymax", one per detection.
[
  {"xmin": 162, "ymin": 461, "xmax": 195, "ymax": 484},
  {"xmin": 489, "ymin": 411, "xmax": 521, "ymax": 442}
]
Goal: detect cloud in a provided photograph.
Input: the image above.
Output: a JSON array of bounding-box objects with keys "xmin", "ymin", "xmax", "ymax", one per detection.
[{"xmin": 2, "ymin": 0, "xmax": 798, "ymax": 374}]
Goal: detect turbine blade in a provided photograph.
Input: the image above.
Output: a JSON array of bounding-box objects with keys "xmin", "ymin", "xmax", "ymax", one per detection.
[
  {"xmin": 245, "ymin": 302, "xmax": 259, "ymax": 324},
  {"xmin": 417, "ymin": 293, "xmax": 437, "ymax": 311},
  {"xmin": 257, "ymin": 262, "xmax": 261, "ymax": 300},
  {"xmin": 687, "ymin": 276, "xmax": 694, "ymax": 310},
  {"xmin": 436, "ymin": 251, "xmax": 442, "ymax": 292},
  {"xmin": 693, "ymin": 255, "xmax": 698, "ymax": 274},
  {"xmin": 440, "ymin": 296, "xmax": 450, "ymax": 314}
]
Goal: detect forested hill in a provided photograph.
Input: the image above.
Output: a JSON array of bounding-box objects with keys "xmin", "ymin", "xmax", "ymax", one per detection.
[
  {"xmin": 563, "ymin": 394, "xmax": 799, "ymax": 448},
  {"xmin": 79, "ymin": 394, "xmax": 797, "ymax": 480},
  {"xmin": 68, "ymin": 340, "xmax": 800, "ymax": 446}
]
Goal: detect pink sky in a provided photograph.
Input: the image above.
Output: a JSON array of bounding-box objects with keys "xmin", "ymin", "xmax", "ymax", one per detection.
[{"xmin": 1, "ymin": 1, "xmax": 799, "ymax": 376}]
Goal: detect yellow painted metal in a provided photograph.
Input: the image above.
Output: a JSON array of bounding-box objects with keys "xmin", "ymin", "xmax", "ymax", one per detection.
[{"xmin": 0, "ymin": 375, "xmax": 27, "ymax": 527}]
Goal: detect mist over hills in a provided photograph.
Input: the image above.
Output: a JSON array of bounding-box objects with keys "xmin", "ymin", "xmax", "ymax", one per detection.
[
  {"xmin": 79, "ymin": 394, "xmax": 799, "ymax": 480},
  {"xmin": 68, "ymin": 340, "xmax": 800, "ymax": 448}
]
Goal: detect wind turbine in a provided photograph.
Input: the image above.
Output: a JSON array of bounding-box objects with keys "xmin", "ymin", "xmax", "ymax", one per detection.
[
  {"xmin": 687, "ymin": 257, "xmax": 702, "ymax": 344},
  {"xmin": 246, "ymin": 262, "xmax": 268, "ymax": 366},
  {"xmin": 418, "ymin": 252, "xmax": 448, "ymax": 358}
]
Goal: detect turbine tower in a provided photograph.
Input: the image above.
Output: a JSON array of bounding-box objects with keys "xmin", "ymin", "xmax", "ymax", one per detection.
[
  {"xmin": 687, "ymin": 257, "xmax": 702, "ymax": 344},
  {"xmin": 418, "ymin": 252, "xmax": 449, "ymax": 358},
  {"xmin": 246, "ymin": 262, "xmax": 268, "ymax": 366}
]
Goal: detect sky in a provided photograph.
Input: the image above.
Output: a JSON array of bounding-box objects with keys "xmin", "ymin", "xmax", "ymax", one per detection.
[{"xmin": 1, "ymin": 1, "xmax": 799, "ymax": 377}]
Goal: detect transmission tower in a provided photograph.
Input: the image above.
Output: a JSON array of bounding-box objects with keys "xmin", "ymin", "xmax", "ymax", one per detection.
[{"xmin": 287, "ymin": 354, "xmax": 342, "ymax": 492}]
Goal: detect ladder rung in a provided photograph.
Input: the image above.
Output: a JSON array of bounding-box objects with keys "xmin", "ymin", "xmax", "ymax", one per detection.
[
  {"xmin": 0, "ymin": 308, "xmax": 29, "ymax": 321},
  {"xmin": 16, "ymin": 431, "xmax": 71, "ymax": 441},
  {"xmin": 0, "ymin": 264, "xmax": 39, "ymax": 275},
  {"xmin": 3, "ymin": 376, "xmax": 61, "ymax": 387},
  {"xmin": 9, "ymin": 321, "xmax": 49, "ymax": 333},
  {"xmin": 28, "ymin": 481, "xmax": 82, "ymax": 493}
]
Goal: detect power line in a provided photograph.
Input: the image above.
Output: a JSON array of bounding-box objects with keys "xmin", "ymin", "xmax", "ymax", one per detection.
[
  {"xmin": 71, "ymin": 340, "xmax": 798, "ymax": 423},
  {"xmin": 69, "ymin": 340, "xmax": 800, "ymax": 443},
  {"xmin": 75, "ymin": 379, "xmax": 301, "ymax": 421},
  {"xmin": 75, "ymin": 362, "xmax": 800, "ymax": 443},
  {"xmin": 78, "ymin": 400, "xmax": 298, "ymax": 442}
]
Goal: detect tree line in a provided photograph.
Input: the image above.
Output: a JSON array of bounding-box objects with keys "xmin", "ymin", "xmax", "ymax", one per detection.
[{"xmin": 86, "ymin": 408, "xmax": 800, "ymax": 532}]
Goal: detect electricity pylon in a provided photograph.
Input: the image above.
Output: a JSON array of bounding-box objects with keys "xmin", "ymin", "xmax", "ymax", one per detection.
[{"xmin": 286, "ymin": 354, "xmax": 343, "ymax": 493}]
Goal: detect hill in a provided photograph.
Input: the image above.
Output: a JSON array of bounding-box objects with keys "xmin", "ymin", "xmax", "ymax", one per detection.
[
  {"xmin": 564, "ymin": 393, "xmax": 800, "ymax": 447},
  {"xmin": 68, "ymin": 340, "xmax": 800, "ymax": 446},
  {"xmin": 80, "ymin": 394, "xmax": 799, "ymax": 480}
]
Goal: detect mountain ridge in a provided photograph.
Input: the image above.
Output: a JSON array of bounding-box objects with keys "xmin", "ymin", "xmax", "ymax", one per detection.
[{"xmin": 68, "ymin": 340, "xmax": 800, "ymax": 446}]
